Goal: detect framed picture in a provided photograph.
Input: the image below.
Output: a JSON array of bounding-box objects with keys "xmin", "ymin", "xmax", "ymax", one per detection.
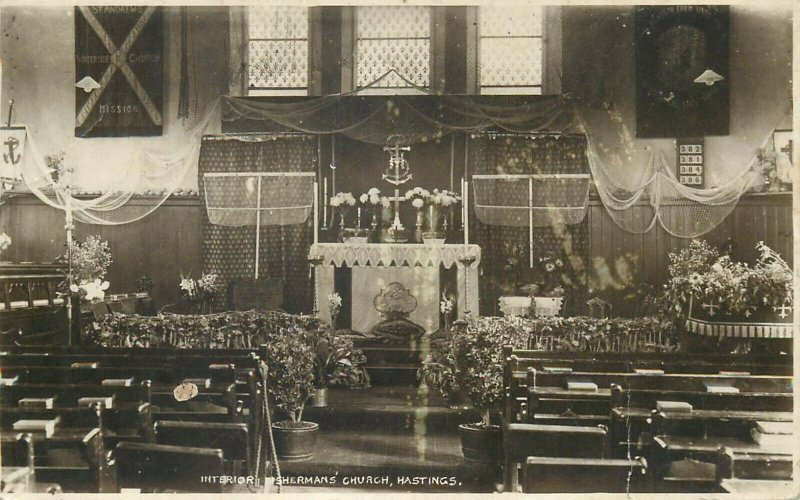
[{"xmin": 773, "ymin": 129, "xmax": 793, "ymax": 184}]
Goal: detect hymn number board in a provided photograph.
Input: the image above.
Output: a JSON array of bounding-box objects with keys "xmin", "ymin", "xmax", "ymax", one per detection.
[
  {"xmin": 677, "ymin": 138, "xmax": 704, "ymax": 187},
  {"xmin": 74, "ymin": 6, "xmax": 164, "ymax": 138}
]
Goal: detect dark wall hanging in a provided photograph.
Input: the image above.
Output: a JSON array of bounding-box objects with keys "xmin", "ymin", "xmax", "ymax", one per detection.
[
  {"xmin": 635, "ymin": 5, "xmax": 730, "ymax": 138},
  {"xmin": 75, "ymin": 6, "xmax": 164, "ymax": 137}
]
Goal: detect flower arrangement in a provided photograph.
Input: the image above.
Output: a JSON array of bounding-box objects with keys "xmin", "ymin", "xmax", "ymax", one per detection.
[
  {"xmin": 359, "ymin": 188, "xmax": 382, "ymax": 206},
  {"xmin": 404, "ymin": 187, "xmax": 431, "ymax": 208},
  {"xmin": 329, "ymin": 192, "xmax": 356, "ymax": 208},
  {"xmin": 180, "ymin": 272, "xmax": 223, "ymax": 313},
  {"xmin": 70, "ymin": 279, "xmax": 110, "ymax": 302},
  {"xmin": 328, "ymin": 292, "xmax": 342, "ymax": 327},
  {"xmin": 534, "ymin": 251, "xmax": 566, "ymax": 297},
  {"xmin": 660, "ymin": 240, "xmax": 793, "ymax": 322},
  {"xmin": 428, "ymin": 188, "xmax": 461, "ymax": 207},
  {"xmin": 440, "ymin": 292, "xmax": 455, "ymax": 331},
  {"xmin": 0, "ymin": 232, "xmax": 11, "ymax": 256}
]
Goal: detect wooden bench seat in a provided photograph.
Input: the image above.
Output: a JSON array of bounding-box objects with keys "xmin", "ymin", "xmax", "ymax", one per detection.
[
  {"xmin": 1, "ymin": 426, "xmax": 114, "ymax": 492},
  {"xmin": 114, "ymin": 441, "xmax": 226, "ymax": 493},
  {"xmin": 504, "ymin": 423, "xmax": 609, "ymax": 491},
  {"xmin": 155, "ymin": 420, "xmax": 250, "ymax": 475},
  {"xmin": 522, "ymin": 456, "xmax": 648, "ymax": 493}
]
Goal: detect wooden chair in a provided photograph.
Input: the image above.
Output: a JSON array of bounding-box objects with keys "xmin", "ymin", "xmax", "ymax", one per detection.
[
  {"xmin": 522, "ymin": 456, "xmax": 648, "ymax": 493},
  {"xmin": 114, "ymin": 441, "xmax": 226, "ymax": 493}
]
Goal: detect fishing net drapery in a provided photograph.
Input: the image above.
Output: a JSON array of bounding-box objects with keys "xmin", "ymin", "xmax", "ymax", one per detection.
[
  {"xmin": 203, "ymin": 172, "xmax": 314, "ymax": 227},
  {"xmin": 472, "ymin": 174, "xmax": 591, "ymax": 227},
  {"xmin": 19, "ymin": 100, "xmax": 219, "ymax": 226},
  {"xmin": 221, "ymin": 94, "xmax": 576, "ymax": 145},
  {"xmin": 585, "ymin": 141, "xmax": 760, "ymax": 238}
]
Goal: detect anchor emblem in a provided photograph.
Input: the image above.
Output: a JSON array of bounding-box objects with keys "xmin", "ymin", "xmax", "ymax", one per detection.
[{"xmin": 3, "ymin": 137, "xmax": 20, "ymax": 165}]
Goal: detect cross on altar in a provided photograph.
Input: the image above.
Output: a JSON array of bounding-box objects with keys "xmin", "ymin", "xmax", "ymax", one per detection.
[
  {"xmin": 702, "ymin": 302, "xmax": 720, "ymax": 317},
  {"xmin": 774, "ymin": 303, "xmax": 792, "ymax": 319},
  {"xmin": 382, "ymin": 143, "xmax": 412, "ymax": 238}
]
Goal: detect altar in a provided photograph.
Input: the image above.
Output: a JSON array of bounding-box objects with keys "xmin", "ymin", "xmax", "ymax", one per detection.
[{"xmin": 309, "ymin": 243, "xmax": 481, "ymax": 333}]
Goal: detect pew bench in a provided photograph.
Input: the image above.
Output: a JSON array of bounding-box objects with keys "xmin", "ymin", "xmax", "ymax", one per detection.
[
  {"xmin": 522, "ymin": 456, "xmax": 648, "ymax": 493},
  {"xmin": 114, "ymin": 441, "xmax": 227, "ymax": 493},
  {"xmin": 155, "ymin": 420, "xmax": 251, "ymax": 475},
  {"xmin": 503, "ymin": 423, "xmax": 609, "ymax": 492}
]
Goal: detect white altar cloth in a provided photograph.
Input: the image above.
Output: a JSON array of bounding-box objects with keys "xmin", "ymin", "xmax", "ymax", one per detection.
[{"xmin": 309, "ymin": 243, "xmax": 481, "ymax": 329}]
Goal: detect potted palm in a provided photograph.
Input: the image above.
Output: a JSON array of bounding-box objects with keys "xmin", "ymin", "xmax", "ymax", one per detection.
[
  {"xmin": 419, "ymin": 316, "xmax": 528, "ymax": 463},
  {"xmin": 264, "ymin": 328, "xmax": 318, "ymax": 461}
]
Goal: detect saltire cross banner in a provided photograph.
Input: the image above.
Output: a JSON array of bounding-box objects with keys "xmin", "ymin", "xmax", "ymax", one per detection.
[{"xmin": 75, "ymin": 6, "xmax": 163, "ymax": 137}]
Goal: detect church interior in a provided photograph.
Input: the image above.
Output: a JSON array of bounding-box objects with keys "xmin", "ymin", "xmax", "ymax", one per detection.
[{"xmin": 0, "ymin": 3, "xmax": 796, "ymax": 495}]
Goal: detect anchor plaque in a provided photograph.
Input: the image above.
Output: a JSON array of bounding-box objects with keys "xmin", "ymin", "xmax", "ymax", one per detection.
[{"xmin": 0, "ymin": 127, "xmax": 26, "ymax": 182}]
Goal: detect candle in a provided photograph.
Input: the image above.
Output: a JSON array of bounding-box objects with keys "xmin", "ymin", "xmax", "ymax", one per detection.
[
  {"xmin": 323, "ymin": 176, "xmax": 328, "ymax": 226},
  {"xmin": 463, "ymin": 179, "xmax": 469, "ymax": 247},
  {"xmin": 313, "ymin": 181, "xmax": 319, "ymax": 244},
  {"xmin": 357, "ymin": 207, "xmax": 361, "ymax": 228}
]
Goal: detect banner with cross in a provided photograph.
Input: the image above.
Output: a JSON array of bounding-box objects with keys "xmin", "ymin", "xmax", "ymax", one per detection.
[{"xmin": 75, "ymin": 6, "xmax": 163, "ymax": 137}]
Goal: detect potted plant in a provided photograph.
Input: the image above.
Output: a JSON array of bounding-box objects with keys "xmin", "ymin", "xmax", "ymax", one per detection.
[
  {"xmin": 310, "ymin": 328, "xmax": 370, "ymax": 407},
  {"xmin": 179, "ymin": 271, "xmax": 223, "ymax": 314},
  {"xmin": 264, "ymin": 327, "xmax": 319, "ymax": 461},
  {"xmin": 419, "ymin": 316, "xmax": 528, "ymax": 463}
]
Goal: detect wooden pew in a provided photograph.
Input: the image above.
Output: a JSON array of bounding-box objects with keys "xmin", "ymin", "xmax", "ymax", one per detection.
[
  {"xmin": 716, "ymin": 447, "xmax": 793, "ymax": 482},
  {"xmin": 114, "ymin": 441, "xmax": 226, "ymax": 493},
  {"xmin": 501, "ymin": 348, "xmax": 792, "ymax": 375},
  {"xmin": 155, "ymin": 420, "xmax": 250, "ymax": 475},
  {"xmin": 649, "ymin": 412, "xmax": 793, "ymax": 492},
  {"xmin": 522, "ymin": 456, "xmax": 648, "ymax": 493},
  {"xmin": 503, "ymin": 423, "xmax": 608, "ymax": 492},
  {"xmin": 608, "ymin": 384, "xmax": 793, "ymax": 459},
  {"xmin": 0, "ymin": 404, "xmax": 114, "ymax": 492}
]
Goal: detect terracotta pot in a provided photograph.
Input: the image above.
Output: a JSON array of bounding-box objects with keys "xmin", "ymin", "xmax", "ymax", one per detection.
[
  {"xmin": 272, "ymin": 420, "xmax": 319, "ymax": 462},
  {"xmin": 458, "ymin": 423, "xmax": 501, "ymax": 464}
]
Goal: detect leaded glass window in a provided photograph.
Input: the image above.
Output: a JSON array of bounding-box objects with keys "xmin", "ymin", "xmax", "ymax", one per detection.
[
  {"xmin": 479, "ymin": 6, "xmax": 543, "ymax": 95},
  {"xmin": 248, "ymin": 6, "xmax": 308, "ymax": 95},
  {"xmin": 356, "ymin": 6, "xmax": 431, "ymax": 92}
]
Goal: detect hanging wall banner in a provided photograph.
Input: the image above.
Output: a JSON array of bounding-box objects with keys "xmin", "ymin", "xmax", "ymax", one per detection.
[
  {"xmin": 0, "ymin": 127, "xmax": 26, "ymax": 181},
  {"xmin": 635, "ymin": 5, "xmax": 730, "ymax": 138},
  {"xmin": 75, "ymin": 6, "xmax": 163, "ymax": 137}
]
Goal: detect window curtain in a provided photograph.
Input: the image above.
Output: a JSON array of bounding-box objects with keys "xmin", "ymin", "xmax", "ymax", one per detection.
[
  {"xmin": 198, "ymin": 136, "xmax": 317, "ymax": 313},
  {"xmin": 470, "ymin": 134, "xmax": 590, "ymax": 316}
]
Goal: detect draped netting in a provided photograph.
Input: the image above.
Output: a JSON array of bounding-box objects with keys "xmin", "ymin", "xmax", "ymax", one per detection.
[
  {"xmin": 585, "ymin": 136, "xmax": 760, "ymax": 238},
  {"xmin": 203, "ymin": 172, "xmax": 314, "ymax": 227},
  {"xmin": 472, "ymin": 174, "xmax": 591, "ymax": 227},
  {"xmin": 20, "ymin": 100, "xmax": 219, "ymax": 225},
  {"xmin": 221, "ymin": 91, "xmax": 575, "ymax": 145}
]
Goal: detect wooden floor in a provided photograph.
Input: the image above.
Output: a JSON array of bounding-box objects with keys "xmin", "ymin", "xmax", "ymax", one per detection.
[{"xmin": 277, "ymin": 386, "xmax": 498, "ymax": 493}]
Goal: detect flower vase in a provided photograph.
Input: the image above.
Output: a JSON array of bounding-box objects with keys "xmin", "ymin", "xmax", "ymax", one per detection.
[
  {"xmin": 370, "ymin": 211, "xmax": 379, "ymax": 242},
  {"xmin": 426, "ymin": 205, "xmax": 440, "ymax": 234},
  {"xmin": 414, "ymin": 209, "xmax": 424, "ymax": 243}
]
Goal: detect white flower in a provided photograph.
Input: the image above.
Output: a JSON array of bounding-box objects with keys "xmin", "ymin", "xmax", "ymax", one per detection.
[
  {"xmin": 328, "ymin": 292, "xmax": 342, "ymax": 307},
  {"xmin": 329, "ymin": 197, "xmax": 341, "ymax": 207},
  {"xmin": 441, "ymin": 196, "xmax": 453, "ymax": 207},
  {"xmin": 344, "ymin": 194, "xmax": 357, "ymax": 206},
  {"xmin": 369, "ymin": 195, "xmax": 381, "ymax": 205},
  {"xmin": 70, "ymin": 284, "xmax": 79, "ymax": 293},
  {"xmin": 405, "ymin": 189, "xmax": 414, "ymax": 199},
  {"xmin": 0, "ymin": 233, "xmax": 10, "ymax": 251},
  {"xmin": 545, "ymin": 262, "xmax": 556, "ymax": 272},
  {"xmin": 712, "ymin": 262, "xmax": 724, "ymax": 274},
  {"xmin": 359, "ymin": 193, "xmax": 369, "ymax": 204},
  {"xmin": 380, "ymin": 197, "xmax": 391, "ymax": 209},
  {"xmin": 368, "ymin": 188, "xmax": 380, "ymax": 196},
  {"xmin": 412, "ymin": 198, "xmax": 424, "ymax": 209},
  {"xmin": 180, "ymin": 278, "xmax": 195, "ymax": 292}
]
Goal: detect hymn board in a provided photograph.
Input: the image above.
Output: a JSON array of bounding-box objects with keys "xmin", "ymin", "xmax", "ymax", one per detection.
[{"xmin": 74, "ymin": 6, "xmax": 164, "ymax": 137}]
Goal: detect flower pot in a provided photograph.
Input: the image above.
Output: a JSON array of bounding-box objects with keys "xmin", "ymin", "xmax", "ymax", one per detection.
[
  {"xmin": 458, "ymin": 423, "xmax": 501, "ymax": 464},
  {"xmin": 272, "ymin": 420, "xmax": 319, "ymax": 462},
  {"xmin": 311, "ymin": 387, "xmax": 328, "ymax": 407}
]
